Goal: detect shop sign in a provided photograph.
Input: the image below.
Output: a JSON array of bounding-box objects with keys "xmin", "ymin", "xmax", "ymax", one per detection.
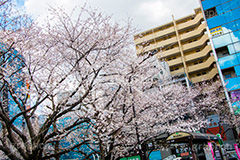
[
  {"xmin": 207, "ymin": 142, "xmax": 216, "ymax": 160},
  {"xmin": 167, "ymin": 132, "xmax": 191, "ymax": 141},
  {"xmin": 120, "ymin": 155, "xmax": 141, "ymax": 160},
  {"xmin": 210, "ymin": 26, "xmax": 223, "ymax": 37},
  {"xmin": 203, "ymin": 145, "xmax": 214, "ymax": 160},
  {"xmin": 180, "ymin": 152, "xmax": 189, "ymax": 157}
]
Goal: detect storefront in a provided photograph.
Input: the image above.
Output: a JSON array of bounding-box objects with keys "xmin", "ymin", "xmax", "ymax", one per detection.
[{"xmin": 166, "ymin": 132, "xmax": 226, "ymax": 160}]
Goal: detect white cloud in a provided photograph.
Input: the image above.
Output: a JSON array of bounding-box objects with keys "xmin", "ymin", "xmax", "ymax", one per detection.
[
  {"xmin": 24, "ymin": 0, "xmax": 85, "ymax": 25},
  {"xmin": 137, "ymin": 1, "xmax": 171, "ymax": 23},
  {"xmin": 23, "ymin": 0, "xmax": 200, "ymax": 32},
  {"xmin": 25, "ymin": 0, "xmax": 81, "ymax": 14},
  {"xmin": 134, "ymin": 0, "xmax": 200, "ymax": 31}
]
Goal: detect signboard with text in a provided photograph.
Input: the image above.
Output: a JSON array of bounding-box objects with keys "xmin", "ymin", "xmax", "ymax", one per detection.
[
  {"xmin": 120, "ymin": 155, "xmax": 141, "ymax": 160},
  {"xmin": 204, "ymin": 146, "xmax": 214, "ymax": 160},
  {"xmin": 210, "ymin": 26, "xmax": 223, "ymax": 37}
]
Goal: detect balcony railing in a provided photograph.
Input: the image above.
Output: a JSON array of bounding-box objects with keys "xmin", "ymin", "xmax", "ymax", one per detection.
[
  {"xmin": 191, "ymin": 67, "xmax": 218, "ymax": 83},
  {"xmin": 188, "ymin": 56, "xmax": 215, "ymax": 73}
]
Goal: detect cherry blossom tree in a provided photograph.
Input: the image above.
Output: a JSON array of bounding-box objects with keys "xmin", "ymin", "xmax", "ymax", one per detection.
[
  {"xmin": 76, "ymin": 49, "xmax": 228, "ymax": 159},
  {"xmin": 0, "ymin": 1, "xmax": 137, "ymax": 159},
  {"xmin": 95, "ymin": 63, "xmax": 228, "ymax": 159},
  {"xmin": 0, "ymin": 1, "xmax": 230, "ymax": 160}
]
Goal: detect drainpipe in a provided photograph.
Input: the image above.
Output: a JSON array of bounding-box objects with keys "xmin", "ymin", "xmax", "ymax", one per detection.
[{"xmin": 172, "ymin": 15, "xmax": 190, "ymax": 82}]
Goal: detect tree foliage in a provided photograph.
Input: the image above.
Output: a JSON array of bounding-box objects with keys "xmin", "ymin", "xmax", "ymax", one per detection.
[{"xmin": 0, "ymin": 1, "xmax": 231, "ymax": 160}]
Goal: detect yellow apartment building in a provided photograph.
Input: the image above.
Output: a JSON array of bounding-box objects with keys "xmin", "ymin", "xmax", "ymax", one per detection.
[{"xmin": 134, "ymin": 8, "xmax": 218, "ymax": 84}]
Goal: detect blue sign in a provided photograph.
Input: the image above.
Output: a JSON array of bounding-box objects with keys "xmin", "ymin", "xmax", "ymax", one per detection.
[{"xmin": 149, "ymin": 150, "xmax": 162, "ymax": 160}]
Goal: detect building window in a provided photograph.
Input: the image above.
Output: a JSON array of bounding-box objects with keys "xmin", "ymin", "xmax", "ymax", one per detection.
[
  {"xmin": 153, "ymin": 77, "xmax": 159, "ymax": 82},
  {"xmin": 222, "ymin": 67, "xmax": 236, "ymax": 79},
  {"xmin": 225, "ymin": 74, "xmax": 232, "ymax": 79},
  {"xmin": 216, "ymin": 46, "xmax": 229, "ymax": 58},
  {"xmin": 150, "ymin": 49, "xmax": 158, "ymax": 55},
  {"xmin": 204, "ymin": 7, "xmax": 218, "ymax": 19}
]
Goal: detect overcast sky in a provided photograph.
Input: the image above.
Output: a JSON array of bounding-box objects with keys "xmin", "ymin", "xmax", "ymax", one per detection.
[{"xmin": 21, "ymin": 0, "xmax": 200, "ymax": 33}]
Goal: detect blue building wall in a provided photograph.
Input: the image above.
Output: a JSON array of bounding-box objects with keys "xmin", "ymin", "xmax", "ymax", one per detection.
[
  {"xmin": 57, "ymin": 116, "xmax": 99, "ymax": 160},
  {"xmin": 38, "ymin": 115, "xmax": 99, "ymax": 159},
  {"xmin": 0, "ymin": 45, "xmax": 25, "ymax": 129},
  {"xmin": 8, "ymin": 49, "xmax": 25, "ymax": 128},
  {"xmin": 200, "ymin": 0, "xmax": 240, "ymax": 115}
]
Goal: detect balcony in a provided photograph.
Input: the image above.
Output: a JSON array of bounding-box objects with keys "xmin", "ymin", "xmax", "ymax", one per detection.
[
  {"xmin": 134, "ymin": 12, "xmax": 204, "ymax": 46},
  {"xmin": 135, "ymin": 27, "xmax": 175, "ymax": 45},
  {"xmin": 136, "ymin": 45, "xmax": 150, "ymax": 55},
  {"xmin": 156, "ymin": 47, "xmax": 180, "ymax": 59},
  {"xmin": 182, "ymin": 34, "xmax": 209, "ymax": 52},
  {"xmin": 180, "ymin": 23, "xmax": 207, "ymax": 42},
  {"xmin": 167, "ymin": 57, "xmax": 183, "ymax": 67},
  {"xmin": 177, "ymin": 13, "xmax": 204, "ymax": 32},
  {"xmin": 170, "ymin": 68, "xmax": 185, "ymax": 75},
  {"xmin": 143, "ymin": 37, "xmax": 178, "ymax": 52},
  {"xmin": 188, "ymin": 56, "xmax": 215, "ymax": 73},
  {"xmin": 185, "ymin": 45, "xmax": 212, "ymax": 62},
  {"xmin": 191, "ymin": 67, "xmax": 218, "ymax": 83}
]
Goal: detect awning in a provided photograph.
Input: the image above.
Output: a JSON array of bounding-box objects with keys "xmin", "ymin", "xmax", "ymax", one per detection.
[{"xmin": 166, "ymin": 131, "xmax": 220, "ymax": 143}]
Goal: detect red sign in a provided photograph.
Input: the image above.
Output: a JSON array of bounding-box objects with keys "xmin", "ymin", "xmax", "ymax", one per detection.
[
  {"xmin": 180, "ymin": 152, "xmax": 189, "ymax": 157},
  {"xmin": 206, "ymin": 126, "xmax": 227, "ymax": 141}
]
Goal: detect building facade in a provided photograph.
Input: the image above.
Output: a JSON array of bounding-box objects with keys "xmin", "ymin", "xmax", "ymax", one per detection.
[
  {"xmin": 199, "ymin": 0, "xmax": 240, "ymax": 115},
  {"xmin": 134, "ymin": 8, "xmax": 218, "ymax": 84},
  {"xmin": 0, "ymin": 45, "xmax": 25, "ymax": 128},
  {"xmin": 56, "ymin": 92, "xmax": 100, "ymax": 160},
  {"xmin": 134, "ymin": 4, "xmax": 238, "ymax": 146}
]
